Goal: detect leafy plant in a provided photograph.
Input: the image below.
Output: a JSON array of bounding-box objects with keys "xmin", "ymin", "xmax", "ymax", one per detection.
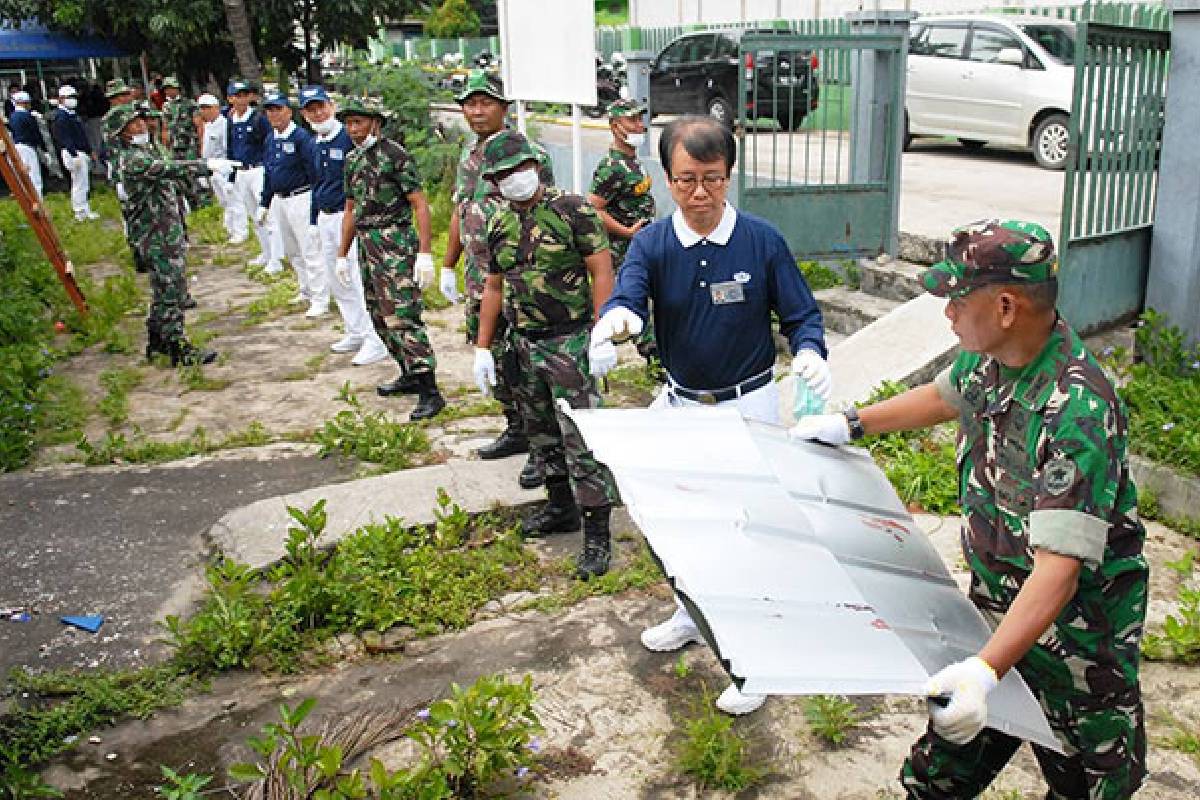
[
  {"xmin": 676, "ymin": 687, "xmax": 764, "ymax": 791},
  {"xmin": 156, "ymin": 766, "xmax": 212, "ymax": 800},
  {"xmin": 1142, "ymin": 553, "xmax": 1200, "ymax": 664},
  {"xmin": 798, "ymin": 260, "xmax": 843, "ymax": 292},
  {"xmin": 862, "ymin": 381, "xmax": 960, "ymax": 514},
  {"xmin": 804, "ymin": 694, "xmax": 865, "ymax": 747},
  {"xmin": 315, "ymin": 388, "xmax": 431, "ymax": 471},
  {"xmin": 97, "ymin": 367, "xmax": 143, "ymax": 425}
]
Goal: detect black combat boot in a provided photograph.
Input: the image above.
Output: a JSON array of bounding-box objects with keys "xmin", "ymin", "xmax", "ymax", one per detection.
[
  {"xmin": 145, "ymin": 320, "xmax": 166, "ymax": 361},
  {"xmin": 521, "ymin": 477, "xmax": 581, "ymax": 536},
  {"xmin": 409, "ymin": 372, "xmax": 446, "ymax": 421},
  {"xmin": 169, "ymin": 340, "xmax": 218, "ymax": 367},
  {"xmin": 377, "ymin": 372, "xmax": 421, "ymax": 396},
  {"xmin": 518, "ymin": 453, "xmax": 544, "ymax": 489},
  {"xmin": 133, "ymin": 249, "xmax": 150, "ymax": 274},
  {"xmin": 477, "ymin": 408, "xmax": 528, "ymax": 460},
  {"xmin": 181, "ymin": 296, "xmax": 197, "ymax": 310},
  {"xmin": 575, "ymin": 505, "xmax": 612, "ymax": 580}
]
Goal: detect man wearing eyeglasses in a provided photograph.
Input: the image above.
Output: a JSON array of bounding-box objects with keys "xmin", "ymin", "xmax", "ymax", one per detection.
[{"xmin": 590, "ymin": 114, "xmax": 830, "ymax": 716}]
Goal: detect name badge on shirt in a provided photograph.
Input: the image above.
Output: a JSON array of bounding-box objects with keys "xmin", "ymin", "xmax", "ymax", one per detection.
[
  {"xmin": 710, "ymin": 281, "xmax": 745, "ymax": 305},
  {"xmin": 330, "ymin": 148, "xmax": 344, "ymax": 160},
  {"xmin": 282, "ymin": 142, "xmax": 295, "ymax": 154}
]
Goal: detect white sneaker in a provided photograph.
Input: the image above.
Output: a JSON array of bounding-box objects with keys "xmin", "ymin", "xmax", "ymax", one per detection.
[
  {"xmin": 263, "ymin": 261, "xmax": 284, "ymax": 275},
  {"xmin": 289, "ymin": 292, "xmax": 307, "ymax": 305},
  {"xmin": 85, "ymin": 211, "xmax": 100, "ymax": 220},
  {"xmin": 715, "ymin": 684, "xmax": 766, "ymax": 716},
  {"xmin": 351, "ymin": 337, "xmax": 389, "ymax": 366},
  {"xmin": 330, "ymin": 335, "xmax": 362, "ymax": 353},
  {"xmin": 248, "ymin": 254, "xmax": 267, "ymax": 267},
  {"xmin": 305, "ymin": 301, "xmax": 329, "ymax": 319},
  {"xmin": 640, "ymin": 607, "xmax": 702, "ymax": 652},
  {"xmin": 228, "ymin": 234, "xmax": 248, "ymax": 245}
]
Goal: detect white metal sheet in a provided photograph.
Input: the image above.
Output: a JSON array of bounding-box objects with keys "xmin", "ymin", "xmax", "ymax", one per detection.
[
  {"xmin": 497, "ymin": 0, "xmax": 597, "ymax": 106},
  {"xmin": 565, "ymin": 405, "xmax": 1061, "ymax": 752}
]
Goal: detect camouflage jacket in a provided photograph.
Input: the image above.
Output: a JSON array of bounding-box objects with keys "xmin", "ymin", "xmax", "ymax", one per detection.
[
  {"xmin": 114, "ymin": 140, "xmax": 206, "ymax": 246},
  {"xmin": 935, "ymin": 315, "xmax": 1148, "ymax": 697},
  {"xmin": 164, "ymin": 97, "xmax": 200, "ymax": 159},
  {"xmin": 344, "ymin": 136, "xmax": 422, "ymax": 230},
  {"xmin": 486, "ymin": 186, "xmax": 609, "ymax": 332},
  {"xmin": 454, "ymin": 132, "xmax": 554, "ymax": 280},
  {"xmin": 589, "ymin": 147, "xmax": 655, "ymax": 265}
]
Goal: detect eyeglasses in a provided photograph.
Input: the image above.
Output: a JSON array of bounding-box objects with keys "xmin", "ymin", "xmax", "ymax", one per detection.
[{"xmin": 670, "ymin": 174, "xmax": 728, "ymax": 192}]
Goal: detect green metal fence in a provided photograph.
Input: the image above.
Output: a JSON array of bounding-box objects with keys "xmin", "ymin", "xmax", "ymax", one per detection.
[{"xmin": 993, "ymin": 1, "xmax": 1170, "ymax": 30}]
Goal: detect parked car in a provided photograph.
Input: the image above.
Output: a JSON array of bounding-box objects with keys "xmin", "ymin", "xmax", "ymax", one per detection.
[
  {"xmin": 648, "ymin": 28, "xmax": 820, "ymax": 130},
  {"xmin": 905, "ymin": 15, "xmax": 1076, "ymax": 169}
]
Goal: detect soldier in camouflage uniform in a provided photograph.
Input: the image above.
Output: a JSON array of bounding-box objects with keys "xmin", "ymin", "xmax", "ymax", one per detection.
[
  {"xmin": 336, "ymin": 98, "xmax": 445, "ymax": 421},
  {"xmin": 161, "ymin": 76, "xmax": 208, "ymax": 210},
  {"xmin": 106, "ymin": 104, "xmax": 236, "ymax": 366},
  {"xmin": 102, "ymin": 79, "xmax": 151, "ymax": 275},
  {"xmin": 474, "ymin": 131, "xmax": 620, "ymax": 580},
  {"xmin": 441, "ymin": 70, "xmax": 555, "ymax": 489},
  {"xmin": 587, "ymin": 98, "xmax": 658, "ymax": 363},
  {"xmin": 793, "ymin": 219, "xmax": 1148, "ymax": 799}
]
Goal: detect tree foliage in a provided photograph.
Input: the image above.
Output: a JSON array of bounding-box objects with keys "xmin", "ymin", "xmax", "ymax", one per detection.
[{"xmin": 424, "ymin": 0, "xmax": 481, "ymax": 38}]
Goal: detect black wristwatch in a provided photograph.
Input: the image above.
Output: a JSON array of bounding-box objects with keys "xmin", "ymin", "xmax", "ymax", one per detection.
[{"xmin": 843, "ymin": 407, "xmax": 866, "ymax": 441}]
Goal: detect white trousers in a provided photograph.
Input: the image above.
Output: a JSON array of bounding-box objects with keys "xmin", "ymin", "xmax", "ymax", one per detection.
[
  {"xmin": 650, "ymin": 377, "xmax": 781, "ymax": 424},
  {"xmin": 16, "ymin": 143, "xmax": 42, "ymax": 198},
  {"xmin": 208, "ymin": 172, "xmax": 238, "ymax": 238},
  {"xmin": 317, "ymin": 209, "xmax": 373, "ymax": 339},
  {"xmin": 230, "ymin": 166, "xmax": 272, "ymax": 261},
  {"xmin": 270, "ymin": 190, "xmax": 327, "ymax": 305},
  {"xmin": 61, "ymin": 150, "xmax": 93, "ymax": 216}
]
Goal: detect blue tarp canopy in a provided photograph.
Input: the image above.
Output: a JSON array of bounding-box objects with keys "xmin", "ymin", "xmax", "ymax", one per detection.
[{"xmin": 0, "ymin": 24, "xmax": 126, "ymax": 61}]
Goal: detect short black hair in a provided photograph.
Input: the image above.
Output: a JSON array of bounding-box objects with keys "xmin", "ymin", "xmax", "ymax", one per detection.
[
  {"xmin": 1020, "ymin": 279, "xmax": 1058, "ymax": 312},
  {"xmin": 658, "ymin": 115, "xmax": 737, "ymax": 179}
]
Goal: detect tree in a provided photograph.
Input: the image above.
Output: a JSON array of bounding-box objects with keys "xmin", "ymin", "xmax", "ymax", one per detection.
[
  {"xmin": 425, "ymin": 0, "xmax": 480, "ymax": 39},
  {"xmin": 222, "ymin": 0, "xmax": 262, "ymax": 84}
]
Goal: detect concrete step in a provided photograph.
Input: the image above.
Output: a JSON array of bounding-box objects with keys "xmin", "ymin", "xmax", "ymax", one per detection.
[
  {"xmin": 815, "ymin": 286, "xmax": 901, "ymax": 337},
  {"xmin": 859, "ymin": 258, "xmax": 929, "ymax": 303}
]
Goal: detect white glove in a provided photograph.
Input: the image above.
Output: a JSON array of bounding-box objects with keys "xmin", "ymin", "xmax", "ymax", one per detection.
[
  {"xmin": 414, "ymin": 253, "xmax": 434, "ymax": 290},
  {"xmin": 334, "ymin": 257, "xmax": 351, "ymax": 287},
  {"xmin": 116, "ymin": 182, "xmax": 128, "ymax": 202},
  {"xmin": 255, "ymin": 206, "xmax": 269, "ymax": 226},
  {"xmin": 40, "ymin": 151, "xmax": 53, "ymax": 168},
  {"xmin": 591, "ymin": 306, "xmax": 643, "ymax": 345},
  {"xmin": 589, "ymin": 339, "xmax": 618, "ymax": 378},
  {"xmin": 788, "ymin": 413, "xmax": 851, "ymax": 445},
  {"xmin": 205, "ymin": 157, "xmax": 237, "ymax": 176},
  {"xmin": 925, "ymin": 656, "xmax": 999, "ymax": 745},
  {"xmin": 439, "ymin": 267, "xmax": 460, "ymax": 303},
  {"xmin": 60, "ymin": 150, "xmax": 74, "ymax": 170},
  {"xmin": 473, "ymin": 348, "xmax": 497, "ymax": 396},
  {"xmin": 307, "ymin": 225, "xmax": 321, "ymax": 253},
  {"xmin": 790, "ymin": 348, "xmax": 832, "ymax": 401}
]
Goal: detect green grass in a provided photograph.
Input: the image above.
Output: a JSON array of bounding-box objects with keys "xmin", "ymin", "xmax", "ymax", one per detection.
[
  {"xmin": 34, "ymin": 375, "xmax": 89, "ymax": 446},
  {"xmin": 76, "ymin": 423, "xmax": 272, "ymax": 466},
  {"xmin": 862, "ymin": 381, "xmax": 960, "ymax": 515},
  {"xmin": 314, "ymin": 387, "xmax": 431, "ymax": 471},
  {"xmin": 799, "ymin": 260, "xmax": 843, "ymax": 292},
  {"xmin": 242, "ymin": 277, "xmax": 300, "ymax": 327},
  {"xmin": 185, "ymin": 203, "xmax": 230, "ymax": 246},
  {"xmin": 97, "ymin": 367, "xmax": 144, "ymax": 426},
  {"xmin": 804, "ymin": 695, "xmax": 868, "ymax": 747},
  {"xmin": 520, "ymin": 543, "xmax": 664, "ymax": 614},
  {"xmin": 676, "ymin": 687, "xmax": 765, "ymax": 791}
]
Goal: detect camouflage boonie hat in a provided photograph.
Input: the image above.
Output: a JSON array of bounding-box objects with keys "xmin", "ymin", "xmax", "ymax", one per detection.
[
  {"xmin": 103, "ymin": 103, "xmax": 144, "ymax": 138},
  {"xmin": 481, "ymin": 130, "xmax": 538, "ymax": 177},
  {"xmin": 335, "ymin": 97, "xmax": 385, "ymax": 121},
  {"xmin": 607, "ymin": 98, "xmax": 646, "ymax": 118},
  {"xmin": 921, "ymin": 219, "xmax": 1058, "ymax": 299},
  {"xmin": 105, "ymin": 78, "xmax": 130, "ymax": 98},
  {"xmin": 162, "ymin": 76, "xmax": 180, "ymax": 90},
  {"xmin": 455, "ymin": 69, "xmax": 506, "ymax": 104}
]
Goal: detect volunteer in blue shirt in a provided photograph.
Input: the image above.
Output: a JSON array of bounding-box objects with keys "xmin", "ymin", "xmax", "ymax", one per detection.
[
  {"xmin": 259, "ymin": 92, "xmax": 327, "ymax": 318},
  {"xmin": 53, "ymin": 85, "xmax": 99, "ymax": 220},
  {"xmin": 8, "ymin": 91, "xmax": 46, "ymax": 197},
  {"xmin": 591, "ymin": 114, "xmax": 832, "ymax": 717},
  {"xmin": 225, "ymin": 80, "xmax": 275, "ymax": 267},
  {"xmin": 300, "ymin": 86, "xmax": 385, "ymax": 363}
]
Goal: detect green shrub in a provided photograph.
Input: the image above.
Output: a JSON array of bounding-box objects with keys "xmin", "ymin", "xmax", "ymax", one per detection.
[
  {"xmin": 676, "ymin": 688, "xmax": 764, "ymax": 791},
  {"xmin": 862, "ymin": 381, "xmax": 960, "ymax": 515}
]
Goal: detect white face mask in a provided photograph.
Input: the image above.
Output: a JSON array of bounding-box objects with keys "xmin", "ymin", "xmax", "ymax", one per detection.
[
  {"xmin": 312, "ymin": 117, "xmax": 336, "ymax": 136},
  {"xmin": 361, "ymin": 133, "xmax": 377, "ymax": 149},
  {"xmin": 131, "ymin": 132, "xmax": 150, "ymax": 145},
  {"xmin": 63, "ymin": 97, "xmax": 78, "ymax": 110},
  {"xmin": 498, "ymin": 168, "xmax": 540, "ymax": 202},
  {"xmin": 625, "ymin": 131, "xmax": 646, "ymax": 147}
]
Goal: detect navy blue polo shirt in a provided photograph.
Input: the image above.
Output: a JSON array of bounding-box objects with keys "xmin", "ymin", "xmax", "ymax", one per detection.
[
  {"xmin": 53, "ymin": 109, "xmax": 91, "ymax": 156},
  {"xmin": 603, "ymin": 204, "xmax": 826, "ymax": 391},
  {"xmin": 309, "ymin": 122, "xmax": 353, "ymax": 223},
  {"xmin": 226, "ymin": 107, "xmax": 271, "ymax": 167},
  {"xmin": 260, "ymin": 122, "xmax": 318, "ymax": 207},
  {"xmin": 9, "ymin": 109, "xmax": 44, "ymax": 149}
]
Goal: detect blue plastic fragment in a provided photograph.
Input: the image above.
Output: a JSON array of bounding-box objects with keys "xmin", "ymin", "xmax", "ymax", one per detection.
[{"xmin": 60, "ymin": 614, "xmax": 104, "ymax": 633}]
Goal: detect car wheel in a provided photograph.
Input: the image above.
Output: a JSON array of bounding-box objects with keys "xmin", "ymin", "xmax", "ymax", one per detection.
[
  {"xmin": 903, "ymin": 111, "xmax": 912, "ymax": 151},
  {"xmin": 707, "ymin": 95, "xmax": 734, "ymax": 128},
  {"xmin": 959, "ymin": 138, "xmax": 986, "ymax": 152},
  {"xmin": 1032, "ymin": 113, "xmax": 1070, "ymax": 170}
]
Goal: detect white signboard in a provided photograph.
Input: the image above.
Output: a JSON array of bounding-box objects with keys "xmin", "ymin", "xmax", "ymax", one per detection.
[{"xmin": 497, "ymin": 0, "xmax": 597, "ymax": 106}]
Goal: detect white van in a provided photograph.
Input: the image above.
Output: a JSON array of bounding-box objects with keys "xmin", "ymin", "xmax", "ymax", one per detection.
[{"xmin": 905, "ymin": 15, "xmax": 1076, "ymax": 169}]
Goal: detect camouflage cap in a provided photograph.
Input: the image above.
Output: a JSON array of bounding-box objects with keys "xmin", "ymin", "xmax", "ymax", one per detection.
[
  {"xmin": 104, "ymin": 78, "xmax": 130, "ymax": 98},
  {"xmin": 921, "ymin": 219, "xmax": 1058, "ymax": 299},
  {"xmin": 607, "ymin": 98, "xmax": 646, "ymax": 118},
  {"xmin": 135, "ymin": 100, "xmax": 162, "ymax": 119},
  {"xmin": 102, "ymin": 103, "xmax": 144, "ymax": 138},
  {"xmin": 455, "ymin": 69, "xmax": 506, "ymax": 104},
  {"xmin": 162, "ymin": 76, "xmax": 180, "ymax": 90},
  {"xmin": 481, "ymin": 130, "xmax": 538, "ymax": 178},
  {"xmin": 335, "ymin": 97, "xmax": 385, "ymax": 122}
]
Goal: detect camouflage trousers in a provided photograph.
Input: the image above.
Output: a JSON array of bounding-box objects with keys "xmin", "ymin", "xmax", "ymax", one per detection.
[
  {"xmin": 465, "ymin": 281, "xmax": 519, "ymax": 416},
  {"xmin": 120, "ymin": 197, "xmax": 152, "ymax": 273},
  {"xmin": 357, "ymin": 225, "xmax": 436, "ymax": 375},
  {"xmin": 511, "ymin": 328, "xmax": 619, "ymax": 509},
  {"xmin": 901, "ymin": 681, "xmax": 1146, "ymax": 799},
  {"xmin": 137, "ymin": 231, "xmax": 188, "ymax": 347}
]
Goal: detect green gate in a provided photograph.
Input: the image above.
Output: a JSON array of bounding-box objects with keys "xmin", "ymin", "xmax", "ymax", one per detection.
[
  {"xmin": 736, "ymin": 26, "xmax": 907, "ymax": 260},
  {"xmin": 1058, "ymin": 21, "xmax": 1170, "ymax": 333}
]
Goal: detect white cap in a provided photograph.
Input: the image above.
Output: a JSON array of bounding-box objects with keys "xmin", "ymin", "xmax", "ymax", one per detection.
[
  {"xmin": 196, "ymin": 93, "xmax": 220, "ymax": 107},
  {"xmin": 12, "ymin": 91, "xmax": 31, "ymax": 104},
  {"xmin": 58, "ymin": 85, "xmax": 77, "ymax": 98}
]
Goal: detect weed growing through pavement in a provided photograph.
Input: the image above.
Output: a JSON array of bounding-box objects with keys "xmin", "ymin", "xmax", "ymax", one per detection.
[
  {"xmin": 1142, "ymin": 548, "xmax": 1200, "ymax": 664},
  {"xmin": 1160, "ymin": 719, "xmax": 1200, "ymax": 762},
  {"xmin": 676, "ymin": 685, "xmax": 765, "ymax": 791},
  {"xmin": 798, "ymin": 260, "xmax": 843, "ymax": 291},
  {"xmin": 315, "ymin": 385, "xmax": 431, "ymax": 471},
  {"xmin": 1138, "ymin": 491, "xmax": 1200, "ymax": 542},
  {"xmin": 177, "ymin": 362, "xmax": 232, "ymax": 392},
  {"xmin": 76, "ymin": 422, "xmax": 271, "ymax": 465},
  {"xmin": 804, "ymin": 694, "xmax": 866, "ymax": 747},
  {"xmin": 520, "ymin": 543, "xmax": 664, "ymax": 613},
  {"xmin": 242, "ymin": 276, "xmax": 300, "ymax": 326},
  {"xmin": 155, "ymin": 766, "xmax": 212, "ymax": 800},
  {"xmin": 673, "ymin": 653, "xmax": 691, "ymax": 679},
  {"xmin": 34, "ymin": 376, "xmax": 88, "ymax": 447},
  {"xmin": 862, "ymin": 381, "xmax": 959, "ymax": 515},
  {"xmin": 283, "ymin": 352, "xmax": 328, "ymax": 381},
  {"xmin": 184, "ymin": 203, "xmax": 228, "ymax": 246},
  {"xmin": 97, "ymin": 367, "xmax": 143, "ymax": 425}
]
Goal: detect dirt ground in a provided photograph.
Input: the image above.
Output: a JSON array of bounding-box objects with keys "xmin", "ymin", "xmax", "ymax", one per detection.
[{"xmin": 21, "ymin": 225, "xmax": 1200, "ymax": 798}]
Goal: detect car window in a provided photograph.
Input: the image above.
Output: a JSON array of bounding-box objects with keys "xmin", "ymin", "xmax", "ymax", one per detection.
[
  {"xmin": 968, "ymin": 26, "xmax": 1022, "ymax": 63},
  {"xmin": 914, "ymin": 25, "xmax": 969, "ymax": 59},
  {"xmin": 685, "ymin": 35, "xmax": 715, "ymax": 63},
  {"xmin": 1020, "ymin": 24, "xmax": 1075, "ymax": 65},
  {"xmin": 715, "ymin": 34, "xmax": 739, "ymax": 59},
  {"xmin": 658, "ymin": 39, "xmax": 688, "ymax": 68}
]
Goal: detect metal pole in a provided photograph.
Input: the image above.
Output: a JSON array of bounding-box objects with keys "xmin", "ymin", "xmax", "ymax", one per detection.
[
  {"xmin": 516, "ymin": 99, "xmax": 527, "ymax": 135},
  {"xmin": 571, "ymin": 103, "xmax": 583, "ymax": 193}
]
